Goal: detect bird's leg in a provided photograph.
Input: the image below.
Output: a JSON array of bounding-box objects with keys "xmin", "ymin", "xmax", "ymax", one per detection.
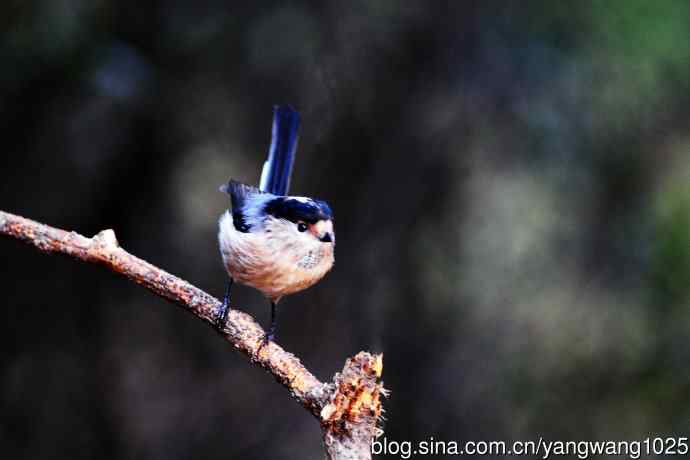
[
  {"xmin": 261, "ymin": 300, "xmax": 279, "ymax": 346},
  {"xmin": 215, "ymin": 278, "xmax": 234, "ymax": 329}
]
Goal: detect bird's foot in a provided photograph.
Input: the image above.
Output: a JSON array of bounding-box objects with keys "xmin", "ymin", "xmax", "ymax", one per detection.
[
  {"xmin": 215, "ymin": 299, "xmax": 229, "ymax": 330},
  {"xmin": 215, "ymin": 280, "xmax": 233, "ymax": 331},
  {"xmin": 256, "ymin": 331, "xmax": 275, "ymax": 354}
]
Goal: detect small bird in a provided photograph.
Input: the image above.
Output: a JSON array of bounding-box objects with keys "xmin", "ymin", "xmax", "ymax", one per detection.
[{"xmin": 216, "ymin": 105, "xmax": 335, "ymax": 344}]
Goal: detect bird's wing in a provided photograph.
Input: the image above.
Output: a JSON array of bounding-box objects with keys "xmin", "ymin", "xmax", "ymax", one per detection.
[
  {"xmin": 259, "ymin": 105, "xmax": 300, "ymax": 196},
  {"xmin": 219, "ymin": 180, "xmax": 262, "ymax": 211},
  {"xmin": 218, "ymin": 180, "xmax": 266, "ymax": 232}
]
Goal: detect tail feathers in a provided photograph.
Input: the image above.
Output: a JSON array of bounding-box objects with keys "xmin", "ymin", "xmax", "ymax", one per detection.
[{"xmin": 259, "ymin": 105, "xmax": 300, "ymax": 196}]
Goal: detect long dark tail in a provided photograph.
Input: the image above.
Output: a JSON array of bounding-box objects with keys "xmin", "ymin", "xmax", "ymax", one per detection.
[{"xmin": 259, "ymin": 105, "xmax": 300, "ymax": 196}]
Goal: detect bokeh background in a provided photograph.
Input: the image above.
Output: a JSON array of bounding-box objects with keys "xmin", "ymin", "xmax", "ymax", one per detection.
[{"xmin": 2, "ymin": 1, "xmax": 689, "ymax": 459}]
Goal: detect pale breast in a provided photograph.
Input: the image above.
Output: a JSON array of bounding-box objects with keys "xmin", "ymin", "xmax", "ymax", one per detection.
[{"xmin": 218, "ymin": 212, "xmax": 334, "ymax": 300}]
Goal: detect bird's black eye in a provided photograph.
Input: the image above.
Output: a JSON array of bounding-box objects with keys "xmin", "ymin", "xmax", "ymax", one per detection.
[{"xmin": 297, "ymin": 222, "xmax": 308, "ymax": 232}]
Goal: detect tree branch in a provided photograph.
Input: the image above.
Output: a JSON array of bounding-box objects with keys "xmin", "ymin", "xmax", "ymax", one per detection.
[{"xmin": 0, "ymin": 209, "xmax": 385, "ymax": 459}]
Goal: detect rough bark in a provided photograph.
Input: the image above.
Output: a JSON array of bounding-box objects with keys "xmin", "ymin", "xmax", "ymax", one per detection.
[
  {"xmin": 0, "ymin": 209, "xmax": 385, "ymax": 459},
  {"xmin": 321, "ymin": 353, "xmax": 386, "ymax": 459}
]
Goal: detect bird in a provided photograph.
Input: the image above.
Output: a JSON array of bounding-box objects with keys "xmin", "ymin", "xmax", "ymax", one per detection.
[{"xmin": 216, "ymin": 105, "xmax": 335, "ymax": 345}]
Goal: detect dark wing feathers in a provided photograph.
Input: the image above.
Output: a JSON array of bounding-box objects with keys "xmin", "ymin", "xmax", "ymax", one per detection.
[
  {"xmin": 219, "ymin": 180, "xmax": 263, "ymax": 232},
  {"xmin": 219, "ymin": 180, "xmax": 262, "ymax": 211}
]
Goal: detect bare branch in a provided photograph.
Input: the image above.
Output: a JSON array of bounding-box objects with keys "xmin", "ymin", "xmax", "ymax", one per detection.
[{"xmin": 0, "ymin": 210, "xmax": 385, "ymax": 459}]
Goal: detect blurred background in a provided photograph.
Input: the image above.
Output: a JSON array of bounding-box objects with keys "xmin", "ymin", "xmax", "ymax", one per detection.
[{"xmin": 1, "ymin": 1, "xmax": 689, "ymax": 458}]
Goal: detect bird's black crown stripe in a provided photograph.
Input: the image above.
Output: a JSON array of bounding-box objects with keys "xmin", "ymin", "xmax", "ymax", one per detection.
[{"xmin": 264, "ymin": 197, "xmax": 332, "ymax": 224}]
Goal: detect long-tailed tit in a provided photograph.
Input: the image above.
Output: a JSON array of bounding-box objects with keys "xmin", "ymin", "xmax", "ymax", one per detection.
[{"xmin": 216, "ymin": 105, "xmax": 335, "ymax": 344}]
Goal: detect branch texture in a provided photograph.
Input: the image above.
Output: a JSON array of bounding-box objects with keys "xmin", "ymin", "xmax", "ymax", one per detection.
[{"xmin": 0, "ymin": 210, "xmax": 385, "ymax": 459}]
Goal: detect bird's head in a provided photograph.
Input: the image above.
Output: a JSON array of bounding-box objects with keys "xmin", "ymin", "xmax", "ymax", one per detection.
[
  {"xmin": 263, "ymin": 196, "xmax": 335, "ymax": 246},
  {"xmin": 220, "ymin": 180, "xmax": 335, "ymax": 252}
]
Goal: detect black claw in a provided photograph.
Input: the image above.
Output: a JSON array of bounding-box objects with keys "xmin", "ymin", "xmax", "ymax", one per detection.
[
  {"xmin": 262, "ymin": 332, "xmax": 273, "ymax": 347},
  {"xmin": 215, "ymin": 302, "xmax": 228, "ymax": 329},
  {"xmin": 264, "ymin": 330, "xmax": 274, "ymax": 343},
  {"xmin": 256, "ymin": 332, "xmax": 272, "ymax": 355},
  {"xmin": 215, "ymin": 279, "xmax": 234, "ymax": 329}
]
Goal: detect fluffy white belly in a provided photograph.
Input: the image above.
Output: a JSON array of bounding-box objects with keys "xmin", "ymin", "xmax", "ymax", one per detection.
[{"xmin": 218, "ymin": 212, "xmax": 334, "ymax": 301}]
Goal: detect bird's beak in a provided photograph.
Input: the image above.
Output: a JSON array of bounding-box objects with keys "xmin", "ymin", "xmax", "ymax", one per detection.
[{"xmin": 311, "ymin": 220, "xmax": 334, "ymax": 244}]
